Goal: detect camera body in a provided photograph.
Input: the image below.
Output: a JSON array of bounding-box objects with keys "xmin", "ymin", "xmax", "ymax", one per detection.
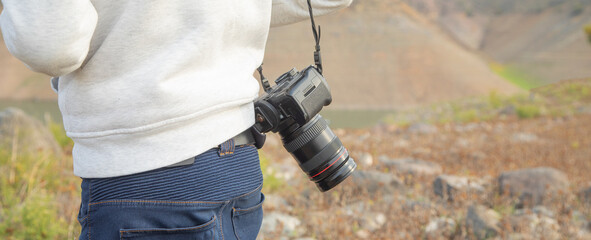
[
  {"xmin": 254, "ymin": 65, "xmax": 331, "ymax": 134},
  {"xmin": 254, "ymin": 66, "xmax": 356, "ymax": 192}
]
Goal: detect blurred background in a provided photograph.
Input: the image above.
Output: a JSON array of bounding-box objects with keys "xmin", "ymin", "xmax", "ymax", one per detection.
[{"xmin": 1, "ymin": 0, "xmax": 591, "ymax": 239}]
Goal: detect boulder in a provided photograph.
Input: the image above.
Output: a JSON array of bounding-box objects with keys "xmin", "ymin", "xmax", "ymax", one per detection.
[
  {"xmin": 379, "ymin": 157, "xmax": 442, "ymax": 178},
  {"xmin": 433, "ymin": 175, "xmax": 486, "ymax": 202},
  {"xmin": 0, "ymin": 108, "xmax": 62, "ymax": 157},
  {"xmin": 498, "ymin": 167, "xmax": 570, "ymax": 207},
  {"xmin": 465, "ymin": 205, "xmax": 501, "ymax": 240}
]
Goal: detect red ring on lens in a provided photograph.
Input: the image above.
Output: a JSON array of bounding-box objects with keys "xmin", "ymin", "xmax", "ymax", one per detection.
[{"xmin": 310, "ymin": 149, "xmax": 347, "ymax": 179}]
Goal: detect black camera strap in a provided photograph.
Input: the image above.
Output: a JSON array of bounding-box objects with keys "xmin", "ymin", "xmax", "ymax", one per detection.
[
  {"xmin": 307, "ymin": 0, "xmax": 323, "ymax": 74},
  {"xmin": 258, "ymin": 0, "xmax": 324, "ymax": 91}
]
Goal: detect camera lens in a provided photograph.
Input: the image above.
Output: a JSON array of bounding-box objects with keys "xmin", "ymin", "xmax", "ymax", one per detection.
[{"xmin": 281, "ymin": 115, "xmax": 357, "ymax": 192}]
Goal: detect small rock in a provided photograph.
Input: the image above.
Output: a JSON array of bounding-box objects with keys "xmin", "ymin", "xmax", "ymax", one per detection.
[
  {"xmin": 433, "ymin": 175, "xmax": 485, "ymax": 201},
  {"xmin": 514, "ymin": 206, "xmax": 555, "ymax": 218},
  {"xmin": 357, "ymin": 132, "xmax": 371, "ymax": 142},
  {"xmin": 407, "ymin": 123, "xmax": 438, "ymax": 134},
  {"xmin": 261, "ymin": 213, "xmax": 301, "ymax": 236},
  {"xmin": 470, "ymin": 151, "xmax": 487, "ymax": 161},
  {"xmin": 455, "ymin": 138, "xmax": 470, "ymax": 148},
  {"xmin": 454, "ymin": 122, "xmax": 479, "ymax": 132},
  {"xmin": 498, "ymin": 105, "xmax": 516, "ymax": 116},
  {"xmin": 498, "ymin": 167, "xmax": 570, "ymax": 207},
  {"xmin": 466, "ymin": 205, "xmax": 500, "ymax": 239},
  {"xmin": 507, "ymin": 233, "xmax": 527, "ymax": 240},
  {"xmin": 508, "ymin": 213, "xmax": 560, "ymax": 240},
  {"xmin": 348, "ymin": 170, "xmax": 403, "ymax": 194},
  {"xmin": 344, "ymin": 201, "xmax": 367, "ymax": 216},
  {"xmin": 403, "ymin": 200, "xmax": 435, "ymax": 215},
  {"xmin": 264, "ymin": 194, "xmax": 292, "ymax": 211},
  {"xmin": 511, "ymin": 132, "xmax": 539, "ymax": 143},
  {"xmin": 425, "ymin": 217, "xmax": 456, "ymax": 238},
  {"xmin": 269, "ymin": 158, "xmax": 299, "ymax": 181},
  {"xmin": 532, "ymin": 206, "xmax": 555, "ymax": 218},
  {"xmin": 379, "ymin": 157, "xmax": 442, "ymax": 178},
  {"xmin": 358, "ymin": 212, "xmax": 387, "ymax": 232},
  {"xmin": 355, "ymin": 229, "xmax": 371, "ymax": 239},
  {"xmin": 571, "ymin": 210, "xmax": 588, "ymax": 229},
  {"xmin": 577, "ymin": 106, "xmax": 591, "ymax": 114},
  {"xmin": 393, "ymin": 139, "xmax": 410, "ymax": 148},
  {"xmin": 579, "ymin": 185, "xmax": 591, "ymax": 205},
  {"xmin": 411, "ymin": 147, "xmax": 431, "ymax": 155},
  {"xmin": 356, "ymin": 152, "xmax": 373, "ymax": 167},
  {"xmin": 578, "ymin": 230, "xmax": 591, "ymax": 240}
]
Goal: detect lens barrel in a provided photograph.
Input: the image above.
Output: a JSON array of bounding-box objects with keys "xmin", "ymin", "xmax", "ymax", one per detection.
[{"xmin": 281, "ymin": 115, "xmax": 356, "ymax": 192}]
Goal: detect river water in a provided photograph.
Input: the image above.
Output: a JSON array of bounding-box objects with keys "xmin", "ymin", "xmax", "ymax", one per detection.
[{"xmin": 0, "ymin": 100, "xmax": 393, "ymax": 129}]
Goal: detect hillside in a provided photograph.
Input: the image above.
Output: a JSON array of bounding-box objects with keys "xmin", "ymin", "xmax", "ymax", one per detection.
[
  {"xmin": 11, "ymin": 0, "xmax": 591, "ymax": 106},
  {"xmin": 403, "ymin": 0, "xmax": 591, "ymax": 86},
  {"xmin": 264, "ymin": 0, "xmax": 520, "ymax": 109}
]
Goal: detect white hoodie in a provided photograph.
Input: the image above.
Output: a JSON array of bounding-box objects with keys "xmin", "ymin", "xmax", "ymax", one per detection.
[{"xmin": 0, "ymin": 0, "xmax": 351, "ymax": 178}]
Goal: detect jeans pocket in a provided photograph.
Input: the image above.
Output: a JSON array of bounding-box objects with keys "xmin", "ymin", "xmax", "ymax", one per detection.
[
  {"xmin": 120, "ymin": 215, "xmax": 217, "ymax": 240},
  {"xmin": 232, "ymin": 193, "xmax": 265, "ymax": 240}
]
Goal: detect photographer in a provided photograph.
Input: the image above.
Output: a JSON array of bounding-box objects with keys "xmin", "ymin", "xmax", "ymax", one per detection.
[{"xmin": 0, "ymin": 0, "xmax": 352, "ymax": 239}]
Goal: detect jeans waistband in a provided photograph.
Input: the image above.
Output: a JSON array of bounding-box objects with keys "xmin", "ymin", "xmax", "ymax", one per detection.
[{"xmin": 81, "ymin": 145, "xmax": 263, "ymax": 205}]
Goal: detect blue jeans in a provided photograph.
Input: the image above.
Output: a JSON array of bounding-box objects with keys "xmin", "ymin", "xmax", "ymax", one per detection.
[{"xmin": 78, "ymin": 144, "xmax": 264, "ymax": 240}]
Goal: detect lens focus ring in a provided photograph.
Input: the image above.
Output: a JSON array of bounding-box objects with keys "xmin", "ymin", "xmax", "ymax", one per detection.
[{"xmin": 283, "ymin": 115, "xmax": 328, "ymax": 153}]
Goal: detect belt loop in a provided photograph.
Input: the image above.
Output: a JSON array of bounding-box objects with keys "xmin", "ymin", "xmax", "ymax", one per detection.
[{"xmin": 218, "ymin": 138, "xmax": 235, "ymax": 157}]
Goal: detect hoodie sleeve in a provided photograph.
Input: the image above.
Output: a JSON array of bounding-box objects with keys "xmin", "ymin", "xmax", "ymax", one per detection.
[
  {"xmin": 271, "ymin": 0, "xmax": 352, "ymax": 27},
  {"xmin": 0, "ymin": 0, "xmax": 98, "ymax": 77}
]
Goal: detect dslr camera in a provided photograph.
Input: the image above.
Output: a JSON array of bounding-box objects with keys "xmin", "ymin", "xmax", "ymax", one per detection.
[{"xmin": 253, "ymin": 65, "xmax": 357, "ymax": 192}]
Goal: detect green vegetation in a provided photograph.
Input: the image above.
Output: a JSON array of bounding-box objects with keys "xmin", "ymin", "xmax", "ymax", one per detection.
[
  {"xmin": 585, "ymin": 24, "xmax": 591, "ymax": 44},
  {"xmin": 532, "ymin": 78, "xmax": 591, "ymax": 105},
  {"xmin": 455, "ymin": 109, "xmax": 479, "ymax": 122},
  {"xmin": 489, "ymin": 62, "xmax": 539, "ymax": 90},
  {"xmin": 488, "ymin": 91, "xmax": 503, "ymax": 108},
  {"xmin": 47, "ymin": 120, "xmax": 73, "ymax": 151},
  {"xmin": 516, "ymin": 104, "xmax": 541, "ymax": 119},
  {"xmin": 382, "ymin": 79, "xmax": 591, "ymax": 125},
  {"xmin": 259, "ymin": 152, "xmax": 287, "ymax": 193},
  {"xmin": 0, "ymin": 115, "xmax": 288, "ymax": 239},
  {"xmin": 0, "ymin": 138, "xmax": 80, "ymax": 239}
]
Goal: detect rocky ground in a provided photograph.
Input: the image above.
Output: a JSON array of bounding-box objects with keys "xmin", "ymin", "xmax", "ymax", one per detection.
[
  {"xmin": 258, "ymin": 113, "xmax": 591, "ymax": 239},
  {"xmin": 1, "ymin": 80, "xmax": 590, "ymax": 239}
]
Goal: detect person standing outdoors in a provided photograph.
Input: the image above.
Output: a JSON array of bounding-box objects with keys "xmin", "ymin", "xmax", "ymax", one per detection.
[{"xmin": 0, "ymin": 0, "xmax": 352, "ymax": 239}]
